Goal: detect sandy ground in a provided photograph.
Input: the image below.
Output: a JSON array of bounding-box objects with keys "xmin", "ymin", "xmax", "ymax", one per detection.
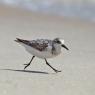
[{"xmin": 0, "ymin": 5, "xmax": 95, "ymax": 95}]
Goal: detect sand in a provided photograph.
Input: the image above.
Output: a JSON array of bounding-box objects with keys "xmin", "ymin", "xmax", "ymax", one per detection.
[{"xmin": 0, "ymin": 5, "xmax": 95, "ymax": 95}]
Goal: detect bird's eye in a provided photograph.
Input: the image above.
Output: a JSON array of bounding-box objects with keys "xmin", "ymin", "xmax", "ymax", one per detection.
[{"xmin": 56, "ymin": 40, "xmax": 61, "ymax": 44}]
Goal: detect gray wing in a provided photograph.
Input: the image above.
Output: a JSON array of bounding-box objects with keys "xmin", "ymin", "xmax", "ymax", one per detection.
[
  {"xmin": 15, "ymin": 38, "xmax": 52, "ymax": 51},
  {"xmin": 30, "ymin": 39, "xmax": 53, "ymax": 51}
]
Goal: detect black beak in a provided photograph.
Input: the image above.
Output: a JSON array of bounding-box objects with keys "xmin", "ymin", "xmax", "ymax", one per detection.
[{"xmin": 62, "ymin": 44, "xmax": 69, "ymax": 50}]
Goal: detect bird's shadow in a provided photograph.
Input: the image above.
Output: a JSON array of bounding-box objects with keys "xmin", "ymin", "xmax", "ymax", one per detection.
[{"xmin": 0, "ymin": 69, "xmax": 49, "ymax": 74}]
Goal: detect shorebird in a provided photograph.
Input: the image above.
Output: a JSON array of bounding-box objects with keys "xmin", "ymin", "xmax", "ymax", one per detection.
[{"xmin": 15, "ymin": 38, "xmax": 69, "ymax": 73}]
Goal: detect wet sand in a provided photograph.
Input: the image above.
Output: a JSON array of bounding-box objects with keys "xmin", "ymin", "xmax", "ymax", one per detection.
[{"xmin": 0, "ymin": 5, "xmax": 95, "ymax": 95}]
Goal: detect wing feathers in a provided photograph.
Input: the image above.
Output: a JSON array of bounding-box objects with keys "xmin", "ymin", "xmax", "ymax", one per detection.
[{"xmin": 15, "ymin": 38, "xmax": 49, "ymax": 51}]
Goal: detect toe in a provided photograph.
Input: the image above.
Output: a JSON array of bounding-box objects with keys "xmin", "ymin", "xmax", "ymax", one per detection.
[{"xmin": 55, "ymin": 70, "xmax": 61, "ymax": 73}]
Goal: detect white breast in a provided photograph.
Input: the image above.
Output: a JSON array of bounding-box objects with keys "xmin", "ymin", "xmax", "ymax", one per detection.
[
  {"xmin": 21, "ymin": 43, "xmax": 61, "ymax": 59},
  {"xmin": 23, "ymin": 44, "xmax": 55, "ymax": 59}
]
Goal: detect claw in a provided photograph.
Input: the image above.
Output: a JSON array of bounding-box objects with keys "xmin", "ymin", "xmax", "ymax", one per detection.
[
  {"xmin": 54, "ymin": 70, "xmax": 61, "ymax": 73},
  {"xmin": 24, "ymin": 64, "xmax": 28, "ymax": 65}
]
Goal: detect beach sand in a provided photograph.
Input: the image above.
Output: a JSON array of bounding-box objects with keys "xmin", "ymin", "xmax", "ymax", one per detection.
[{"xmin": 0, "ymin": 5, "xmax": 95, "ymax": 95}]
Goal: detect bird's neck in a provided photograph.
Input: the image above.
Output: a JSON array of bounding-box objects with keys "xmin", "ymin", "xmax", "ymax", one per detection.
[{"xmin": 52, "ymin": 44, "xmax": 61, "ymax": 55}]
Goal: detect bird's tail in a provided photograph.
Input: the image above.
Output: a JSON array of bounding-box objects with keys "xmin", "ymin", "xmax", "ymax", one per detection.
[
  {"xmin": 14, "ymin": 38, "xmax": 29, "ymax": 44},
  {"xmin": 15, "ymin": 38, "xmax": 23, "ymax": 42}
]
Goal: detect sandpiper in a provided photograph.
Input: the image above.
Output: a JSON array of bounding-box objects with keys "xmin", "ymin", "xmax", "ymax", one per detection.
[{"xmin": 15, "ymin": 38, "xmax": 69, "ymax": 73}]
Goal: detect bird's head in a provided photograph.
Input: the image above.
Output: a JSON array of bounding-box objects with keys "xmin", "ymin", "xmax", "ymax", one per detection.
[{"xmin": 53, "ymin": 38, "xmax": 69, "ymax": 50}]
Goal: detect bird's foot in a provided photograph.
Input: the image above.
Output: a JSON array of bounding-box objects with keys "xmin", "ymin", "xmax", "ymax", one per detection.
[
  {"xmin": 54, "ymin": 69, "xmax": 61, "ymax": 73},
  {"xmin": 23, "ymin": 63, "xmax": 30, "ymax": 69}
]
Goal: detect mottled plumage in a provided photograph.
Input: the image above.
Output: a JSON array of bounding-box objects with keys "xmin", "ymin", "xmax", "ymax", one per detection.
[{"xmin": 15, "ymin": 38, "xmax": 53, "ymax": 51}]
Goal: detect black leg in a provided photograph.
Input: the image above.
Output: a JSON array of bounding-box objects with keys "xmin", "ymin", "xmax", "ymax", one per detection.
[
  {"xmin": 45, "ymin": 59, "xmax": 61, "ymax": 73},
  {"xmin": 24, "ymin": 56, "xmax": 35, "ymax": 69}
]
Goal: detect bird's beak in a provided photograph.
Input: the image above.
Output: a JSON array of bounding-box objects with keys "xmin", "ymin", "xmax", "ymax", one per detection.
[{"xmin": 62, "ymin": 44, "xmax": 69, "ymax": 50}]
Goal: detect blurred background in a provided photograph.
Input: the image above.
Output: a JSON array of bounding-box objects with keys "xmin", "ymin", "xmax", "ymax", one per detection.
[
  {"xmin": 0, "ymin": 1, "xmax": 95, "ymax": 95},
  {"xmin": 0, "ymin": 0, "xmax": 95, "ymax": 22}
]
